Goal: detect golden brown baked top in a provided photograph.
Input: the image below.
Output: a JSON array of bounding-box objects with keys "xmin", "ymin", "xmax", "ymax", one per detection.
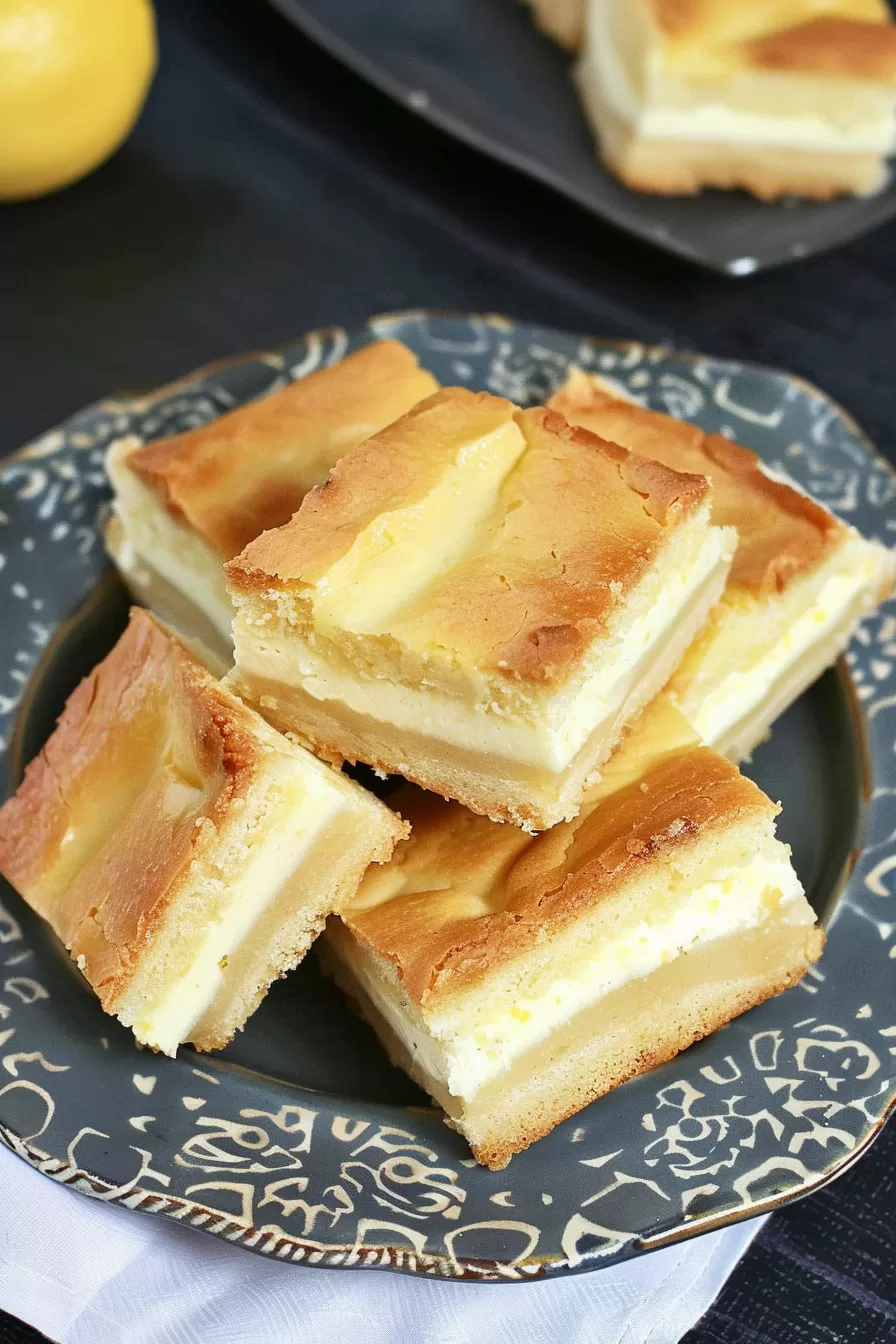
[
  {"xmin": 124, "ymin": 340, "xmax": 438, "ymax": 558},
  {"xmin": 344, "ymin": 702, "xmax": 774, "ymax": 1005},
  {"xmin": 549, "ymin": 370, "xmax": 844, "ymax": 595},
  {"xmin": 652, "ymin": 1, "xmax": 884, "ymax": 40},
  {"xmin": 747, "ymin": 16, "xmax": 896, "ymax": 80},
  {"xmin": 0, "ymin": 609, "xmax": 310, "ymax": 1002},
  {"xmin": 227, "ymin": 389, "xmax": 712, "ymax": 686},
  {"xmin": 648, "ymin": 1, "xmax": 896, "ymax": 79}
]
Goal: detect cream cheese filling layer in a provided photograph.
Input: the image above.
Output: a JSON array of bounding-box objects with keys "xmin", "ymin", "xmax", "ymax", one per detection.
[
  {"xmin": 349, "ymin": 850, "xmax": 809, "ymax": 1102},
  {"xmin": 233, "ymin": 523, "xmax": 731, "ymax": 774},
  {"xmin": 131, "ymin": 769, "xmax": 343, "ymax": 1054},
  {"xmin": 674, "ymin": 536, "xmax": 891, "ymax": 749},
  {"xmin": 580, "ymin": 2, "xmax": 896, "ymax": 153},
  {"xmin": 107, "ymin": 443, "xmax": 235, "ymax": 642}
]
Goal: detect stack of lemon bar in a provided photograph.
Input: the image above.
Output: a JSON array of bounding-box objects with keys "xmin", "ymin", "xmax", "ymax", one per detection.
[{"xmin": 1, "ymin": 339, "xmax": 892, "ymax": 1170}]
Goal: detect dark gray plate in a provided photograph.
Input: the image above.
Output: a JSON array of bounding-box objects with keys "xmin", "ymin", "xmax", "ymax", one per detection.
[
  {"xmin": 1, "ymin": 312, "xmax": 895, "ymax": 1282},
  {"xmin": 267, "ymin": 0, "xmax": 896, "ymax": 274}
]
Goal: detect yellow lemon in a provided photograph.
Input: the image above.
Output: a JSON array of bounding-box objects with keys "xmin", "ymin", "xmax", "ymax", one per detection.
[{"xmin": 0, "ymin": 0, "xmax": 157, "ymax": 201}]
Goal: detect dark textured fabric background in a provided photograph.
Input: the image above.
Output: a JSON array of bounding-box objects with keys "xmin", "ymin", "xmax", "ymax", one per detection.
[{"xmin": 0, "ymin": 1, "xmax": 895, "ymax": 1339}]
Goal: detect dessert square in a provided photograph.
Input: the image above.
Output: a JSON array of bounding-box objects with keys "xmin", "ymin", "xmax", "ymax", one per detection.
[
  {"xmin": 575, "ymin": 1, "xmax": 896, "ymax": 199},
  {"xmin": 550, "ymin": 369, "xmax": 896, "ymax": 759},
  {"xmin": 225, "ymin": 388, "xmax": 735, "ymax": 830},
  {"xmin": 0, "ymin": 608, "xmax": 406, "ymax": 1056},
  {"xmin": 322, "ymin": 696, "xmax": 824, "ymax": 1169},
  {"xmin": 105, "ymin": 340, "xmax": 438, "ymax": 655}
]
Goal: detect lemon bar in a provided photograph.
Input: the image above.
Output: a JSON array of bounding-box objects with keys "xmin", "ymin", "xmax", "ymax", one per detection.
[
  {"xmin": 576, "ymin": 1, "xmax": 896, "ymax": 199},
  {"xmin": 323, "ymin": 696, "xmax": 823, "ymax": 1168},
  {"xmin": 550, "ymin": 370, "xmax": 896, "ymax": 760},
  {"xmin": 225, "ymin": 389, "xmax": 735, "ymax": 830},
  {"xmin": 0, "ymin": 609, "xmax": 406, "ymax": 1056},
  {"xmin": 106, "ymin": 340, "xmax": 438, "ymax": 656}
]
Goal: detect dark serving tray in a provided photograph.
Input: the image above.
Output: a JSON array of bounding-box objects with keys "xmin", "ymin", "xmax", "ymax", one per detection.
[{"xmin": 268, "ymin": 0, "xmax": 896, "ymax": 274}]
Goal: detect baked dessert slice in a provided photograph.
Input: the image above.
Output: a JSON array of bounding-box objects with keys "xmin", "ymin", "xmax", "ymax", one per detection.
[
  {"xmin": 576, "ymin": 1, "xmax": 896, "ymax": 199},
  {"xmin": 323, "ymin": 695, "xmax": 823, "ymax": 1168},
  {"xmin": 105, "ymin": 340, "xmax": 438, "ymax": 656},
  {"xmin": 225, "ymin": 388, "xmax": 736, "ymax": 830},
  {"xmin": 0, "ymin": 608, "xmax": 406, "ymax": 1056},
  {"xmin": 550, "ymin": 369, "xmax": 896, "ymax": 760}
]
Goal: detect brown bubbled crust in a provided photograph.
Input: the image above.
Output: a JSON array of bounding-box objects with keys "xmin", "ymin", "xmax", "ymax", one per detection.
[
  {"xmin": 344, "ymin": 745, "xmax": 775, "ymax": 1007},
  {"xmin": 0, "ymin": 609, "xmax": 269, "ymax": 1007},
  {"xmin": 649, "ymin": 0, "xmax": 892, "ymax": 55},
  {"xmin": 549, "ymin": 371, "xmax": 844, "ymax": 595},
  {"xmin": 125, "ymin": 340, "xmax": 438, "ymax": 558},
  {"xmin": 523, "ymin": 0, "xmax": 585, "ymax": 50}
]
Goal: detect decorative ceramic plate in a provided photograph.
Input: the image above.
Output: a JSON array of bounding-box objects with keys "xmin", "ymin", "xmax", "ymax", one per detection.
[
  {"xmin": 1, "ymin": 312, "xmax": 894, "ymax": 1283},
  {"xmin": 266, "ymin": 0, "xmax": 896, "ymax": 275}
]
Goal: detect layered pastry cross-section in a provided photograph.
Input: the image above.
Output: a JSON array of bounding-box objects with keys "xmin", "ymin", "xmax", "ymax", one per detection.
[
  {"xmin": 575, "ymin": 0, "xmax": 896, "ymax": 199},
  {"xmin": 550, "ymin": 369, "xmax": 896, "ymax": 760},
  {"xmin": 105, "ymin": 340, "xmax": 438, "ymax": 656},
  {"xmin": 225, "ymin": 388, "xmax": 736, "ymax": 830},
  {"xmin": 323, "ymin": 696, "xmax": 824, "ymax": 1168},
  {"xmin": 0, "ymin": 608, "xmax": 406, "ymax": 1056}
]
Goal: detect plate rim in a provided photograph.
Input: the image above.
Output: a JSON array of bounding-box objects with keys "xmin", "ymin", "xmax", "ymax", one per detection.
[{"xmin": 10, "ymin": 307, "xmax": 894, "ymax": 483}]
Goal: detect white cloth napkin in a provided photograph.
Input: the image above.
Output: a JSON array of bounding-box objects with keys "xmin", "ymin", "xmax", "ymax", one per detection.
[{"xmin": 0, "ymin": 1148, "xmax": 766, "ymax": 1344}]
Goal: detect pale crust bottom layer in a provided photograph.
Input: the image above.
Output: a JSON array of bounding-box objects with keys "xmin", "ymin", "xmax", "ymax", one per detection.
[
  {"xmin": 189, "ymin": 814, "xmax": 391, "ymax": 1050},
  {"xmin": 574, "ymin": 66, "xmax": 888, "ymax": 201},
  {"xmin": 322, "ymin": 919, "xmax": 823, "ymax": 1170},
  {"xmin": 231, "ymin": 556, "xmax": 729, "ymax": 831},
  {"xmin": 115, "ymin": 809, "xmax": 396, "ymax": 1053},
  {"xmin": 606, "ymin": 138, "xmax": 886, "ymax": 202},
  {"xmin": 701, "ymin": 588, "xmax": 877, "ymax": 762}
]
